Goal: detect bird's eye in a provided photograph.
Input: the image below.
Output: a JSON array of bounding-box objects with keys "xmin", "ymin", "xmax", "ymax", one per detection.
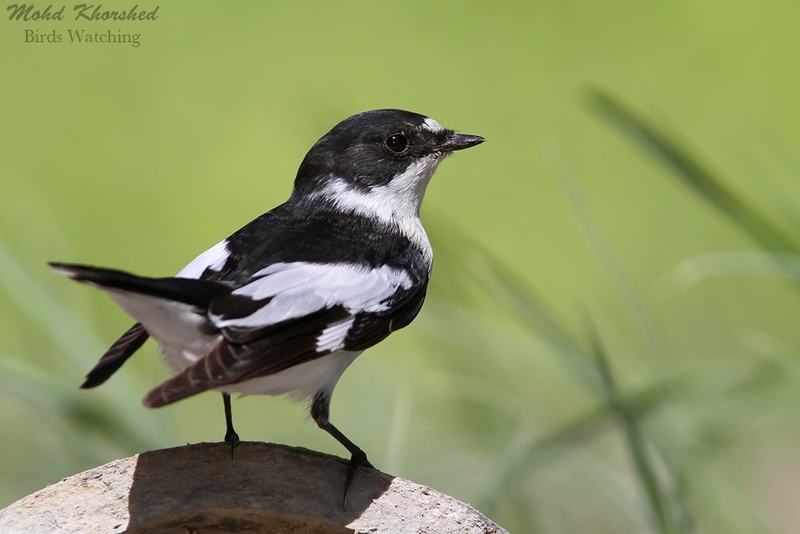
[{"xmin": 385, "ymin": 133, "xmax": 408, "ymax": 153}]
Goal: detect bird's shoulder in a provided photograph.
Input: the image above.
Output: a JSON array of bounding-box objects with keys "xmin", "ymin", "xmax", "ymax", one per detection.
[{"xmin": 192, "ymin": 201, "xmax": 431, "ymax": 286}]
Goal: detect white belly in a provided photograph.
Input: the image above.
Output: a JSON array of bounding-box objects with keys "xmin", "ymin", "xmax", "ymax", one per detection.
[
  {"xmin": 106, "ymin": 288, "xmax": 363, "ymax": 400},
  {"xmin": 216, "ymin": 350, "xmax": 363, "ymax": 399}
]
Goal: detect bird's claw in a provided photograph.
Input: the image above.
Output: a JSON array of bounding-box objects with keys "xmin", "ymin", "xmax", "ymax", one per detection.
[
  {"xmin": 343, "ymin": 450, "xmax": 372, "ymax": 509},
  {"xmin": 224, "ymin": 430, "xmax": 240, "ymax": 459}
]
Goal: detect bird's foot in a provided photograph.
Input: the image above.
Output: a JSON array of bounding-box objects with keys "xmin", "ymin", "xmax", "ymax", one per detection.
[
  {"xmin": 224, "ymin": 430, "xmax": 240, "ymax": 459},
  {"xmin": 343, "ymin": 449, "xmax": 373, "ymax": 509}
]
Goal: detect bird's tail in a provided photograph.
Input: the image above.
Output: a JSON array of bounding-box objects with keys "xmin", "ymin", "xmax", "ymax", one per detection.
[
  {"xmin": 81, "ymin": 322, "xmax": 149, "ymax": 388},
  {"xmin": 49, "ymin": 262, "xmax": 229, "ymax": 308}
]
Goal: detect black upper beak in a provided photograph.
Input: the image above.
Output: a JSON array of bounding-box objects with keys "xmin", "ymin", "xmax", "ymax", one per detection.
[{"xmin": 439, "ymin": 132, "xmax": 485, "ymax": 152}]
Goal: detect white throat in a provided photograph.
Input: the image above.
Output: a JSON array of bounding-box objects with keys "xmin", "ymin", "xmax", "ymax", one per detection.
[
  {"xmin": 315, "ymin": 154, "xmax": 441, "ymax": 223},
  {"xmin": 307, "ymin": 154, "xmax": 441, "ymax": 263}
]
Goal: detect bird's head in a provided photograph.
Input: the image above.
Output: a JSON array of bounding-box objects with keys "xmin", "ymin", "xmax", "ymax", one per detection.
[{"xmin": 292, "ymin": 109, "xmax": 484, "ymax": 222}]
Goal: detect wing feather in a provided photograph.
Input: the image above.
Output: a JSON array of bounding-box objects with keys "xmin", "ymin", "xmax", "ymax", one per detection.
[{"xmin": 145, "ymin": 261, "xmax": 427, "ymax": 406}]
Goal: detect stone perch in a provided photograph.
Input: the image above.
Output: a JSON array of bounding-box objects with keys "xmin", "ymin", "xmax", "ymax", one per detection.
[{"xmin": 0, "ymin": 442, "xmax": 508, "ymax": 533}]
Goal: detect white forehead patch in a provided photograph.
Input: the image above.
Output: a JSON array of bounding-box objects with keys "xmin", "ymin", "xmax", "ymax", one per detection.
[{"xmin": 422, "ymin": 117, "xmax": 444, "ymax": 133}]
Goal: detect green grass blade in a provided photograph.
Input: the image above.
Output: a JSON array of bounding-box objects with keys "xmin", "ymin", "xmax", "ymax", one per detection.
[
  {"xmin": 478, "ymin": 373, "xmax": 682, "ymax": 516},
  {"xmin": 549, "ymin": 148, "xmax": 669, "ymax": 370},
  {"xmin": 428, "ymin": 222, "xmax": 603, "ymax": 394},
  {"xmin": 587, "ymin": 88, "xmax": 800, "ymax": 258},
  {"xmin": 583, "ymin": 316, "xmax": 679, "ymax": 534}
]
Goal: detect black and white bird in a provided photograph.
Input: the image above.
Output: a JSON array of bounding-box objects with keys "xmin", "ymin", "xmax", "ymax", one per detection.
[{"xmin": 50, "ymin": 109, "xmax": 484, "ymax": 503}]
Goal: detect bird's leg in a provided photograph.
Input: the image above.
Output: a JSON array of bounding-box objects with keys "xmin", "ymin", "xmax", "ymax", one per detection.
[
  {"xmin": 222, "ymin": 392, "xmax": 240, "ymax": 458},
  {"xmin": 311, "ymin": 392, "xmax": 373, "ymax": 509}
]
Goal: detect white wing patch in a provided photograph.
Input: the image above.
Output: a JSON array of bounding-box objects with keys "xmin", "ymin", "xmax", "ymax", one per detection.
[
  {"xmin": 210, "ymin": 262, "xmax": 413, "ymax": 330},
  {"xmin": 176, "ymin": 240, "xmax": 230, "ymax": 279},
  {"xmin": 315, "ymin": 317, "xmax": 356, "ymax": 352}
]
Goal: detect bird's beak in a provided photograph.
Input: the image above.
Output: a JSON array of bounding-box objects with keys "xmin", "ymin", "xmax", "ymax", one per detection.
[{"xmin": 438, "ymin": 132, "xmax": 485, "ymax": 152}]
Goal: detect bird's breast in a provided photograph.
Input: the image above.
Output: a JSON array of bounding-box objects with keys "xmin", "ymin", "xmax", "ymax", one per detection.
[{"xmin": 395, "ymin": 216, "xmax": 433, "ymax": 272}]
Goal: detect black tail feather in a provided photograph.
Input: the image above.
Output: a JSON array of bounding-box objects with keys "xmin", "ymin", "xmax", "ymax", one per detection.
[
  {"xmin": 49, "ymin": 262, "xmax": 230, "ymax": 308},
  {"xmin": 81, "ymin": 322, "xmax": 150, "ymax": 388}
]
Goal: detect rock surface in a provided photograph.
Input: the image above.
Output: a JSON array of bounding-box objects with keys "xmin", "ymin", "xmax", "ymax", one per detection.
[{"xmin": 0, "ymin": 442, "xmax": 508, "ymax": 534}]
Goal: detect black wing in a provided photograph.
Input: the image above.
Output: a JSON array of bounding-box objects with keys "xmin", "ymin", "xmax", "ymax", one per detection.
[{"xmin": 142, "ymin": 261, "xmax": 427, "ymax": 407}]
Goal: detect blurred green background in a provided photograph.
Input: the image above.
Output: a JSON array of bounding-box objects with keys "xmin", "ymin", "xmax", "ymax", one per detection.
[{"xmin": 3, "ymin": 2, "xmax": 800, "ymax": 532}]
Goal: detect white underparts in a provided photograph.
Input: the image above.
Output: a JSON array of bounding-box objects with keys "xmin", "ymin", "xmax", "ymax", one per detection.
[{"xmin": 218, "ymin": 349, "xmax": 363, "ymax": 399}]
